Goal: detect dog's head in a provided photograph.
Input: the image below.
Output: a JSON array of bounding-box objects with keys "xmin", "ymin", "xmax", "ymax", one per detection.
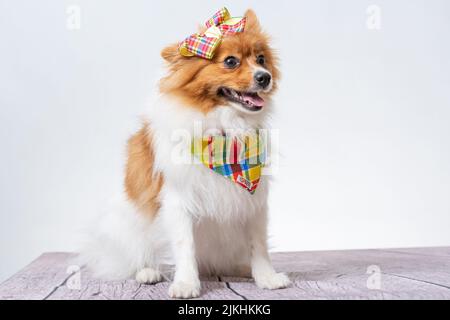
[{"xmin": 160, "ymin": 9, "xmax": 279, "ymax": 115}]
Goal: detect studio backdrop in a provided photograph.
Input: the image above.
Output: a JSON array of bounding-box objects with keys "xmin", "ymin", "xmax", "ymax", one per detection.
[{"xmin": 1, "ymin": 0, "xmax": 450, "ymax": 282}]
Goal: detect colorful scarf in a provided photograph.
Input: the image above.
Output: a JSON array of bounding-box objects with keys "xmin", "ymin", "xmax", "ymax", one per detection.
[{"xmin": 191, "ymin": 134, "xmax": 266, "ymax": 194}]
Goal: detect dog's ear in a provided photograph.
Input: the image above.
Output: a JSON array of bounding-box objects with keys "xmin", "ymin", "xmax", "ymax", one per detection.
[
  {"xmin": 161, "ymin": 43, "xmax": 183, "ymax": 64},
  {"xmin": 244, "ymin": 9, "xmax": 261, "ymax": 32},
  {"xmin": 197, "ymin": 23, "xmax": 207, "ymax": 34}
]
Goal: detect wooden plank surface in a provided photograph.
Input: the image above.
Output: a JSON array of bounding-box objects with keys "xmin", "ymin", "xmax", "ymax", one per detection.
[{"xmin": 1, "ymin": 247, "xmax": 449, "ymax": 300}]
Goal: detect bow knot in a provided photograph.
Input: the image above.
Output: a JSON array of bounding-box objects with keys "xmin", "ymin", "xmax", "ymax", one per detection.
[{"xmin": 179, "ymin": 8, "xmax": 246, "ymax": 60}]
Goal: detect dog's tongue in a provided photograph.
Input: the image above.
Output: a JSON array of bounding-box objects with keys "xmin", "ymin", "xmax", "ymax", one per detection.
[{"xmin": 242, "ymin": 92, "xmax": 265, "ymax": 107}]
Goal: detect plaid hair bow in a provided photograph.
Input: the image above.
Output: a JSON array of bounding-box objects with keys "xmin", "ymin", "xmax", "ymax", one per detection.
[
  {"xmin": 191, "ymin": 134, "xmax": 266, "ymax": 194},
  {"xmin": 179, "ymin": 7, "xmax": 246, "ymax": 60}
]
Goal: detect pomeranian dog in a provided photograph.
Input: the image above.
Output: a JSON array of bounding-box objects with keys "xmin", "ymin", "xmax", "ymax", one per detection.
[{"xmin": 81, "ymin": 8, "xmax": 290, "ymax": 299}]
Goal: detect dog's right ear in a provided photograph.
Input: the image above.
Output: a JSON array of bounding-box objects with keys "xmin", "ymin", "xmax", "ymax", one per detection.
[
  {"xmin": 244, "ymin": 9, "xmax": 262, "ymax": 32},
  {"xmin": 161, "ymin": 43, "xmax": 183, "ymax": 64}
]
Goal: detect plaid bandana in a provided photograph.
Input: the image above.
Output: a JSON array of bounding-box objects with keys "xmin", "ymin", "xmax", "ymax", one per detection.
[
  {"xmin": 179, "ymin": 7, "xmax": 246, "ymax": 60},
  {"xmin": 191, "ymin": 134, "xmax": 266, "ymax": 194}
]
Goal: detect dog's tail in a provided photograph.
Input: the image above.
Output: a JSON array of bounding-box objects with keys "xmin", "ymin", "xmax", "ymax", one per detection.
[{"xmin": 75, "ymin": 194, "xmax": 171, "ymax": 280}]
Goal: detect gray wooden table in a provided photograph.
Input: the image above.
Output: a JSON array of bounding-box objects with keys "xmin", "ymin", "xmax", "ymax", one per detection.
[{"xmin": 1, "ymin": 247, "xmax": 449, "ymax": 300}]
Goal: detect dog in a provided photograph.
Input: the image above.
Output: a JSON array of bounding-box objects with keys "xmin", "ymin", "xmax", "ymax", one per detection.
[{"xmin": 81, "ymin": 8, "xmax": 291, "ymax": 299}]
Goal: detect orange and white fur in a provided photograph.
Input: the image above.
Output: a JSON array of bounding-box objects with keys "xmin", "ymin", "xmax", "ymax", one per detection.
[{"xmin": 81, "ymin": 9, "xmax": 290, "ymax": 299}]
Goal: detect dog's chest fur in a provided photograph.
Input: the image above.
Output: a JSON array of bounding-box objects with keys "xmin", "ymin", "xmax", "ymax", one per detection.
[{"xmin": 145, "ymin": 96, "xmax": 270, "ymax": 273}]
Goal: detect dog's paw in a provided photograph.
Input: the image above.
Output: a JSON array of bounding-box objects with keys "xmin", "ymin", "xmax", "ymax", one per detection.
[
  {"xmin": 168, "ymin": 280, "xmax": 201, "ymax": 299},
  {"xmin": 255, "ymin": 272, "xmax": 291, "ymax": 290},
  {"xmin": 135, "ymin": 268, "xmax": 163, "ymax": 284}
]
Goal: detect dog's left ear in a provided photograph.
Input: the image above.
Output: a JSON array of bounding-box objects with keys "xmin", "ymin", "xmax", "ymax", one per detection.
[
  {"xmin": 244, "ymin": 9, "xmax": 262, "ymax": 32},
  {"xmin": 161, "ymin": 43, "xmax": 183, "ymax": 64}
]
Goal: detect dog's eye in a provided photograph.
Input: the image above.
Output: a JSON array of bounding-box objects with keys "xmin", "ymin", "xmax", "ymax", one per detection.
[
  {"xmin": 224, "ymin": 56, "xmax": 240, "ymax": 69},
  {"xmin": 256, "ymin": 55, "xmax": 265, "ymax": 65}
]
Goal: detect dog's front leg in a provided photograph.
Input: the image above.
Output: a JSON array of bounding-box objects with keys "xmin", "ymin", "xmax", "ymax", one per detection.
[
  {"xmin": 249, "ymin": 207, "xmax": 291, "ymax": 290},
  {"xmin": 163, "ymin": 200, "xmax": 200, "ymax": 299}
]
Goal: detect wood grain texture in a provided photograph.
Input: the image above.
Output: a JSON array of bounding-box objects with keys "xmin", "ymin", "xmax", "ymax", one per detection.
[
  {"xmin": 1, "ymin": 247, "xmax": 449, "ymax": 300},
  {"xmin": 0, "ymin": 252, "xmax": 76, "ymax": 300}
]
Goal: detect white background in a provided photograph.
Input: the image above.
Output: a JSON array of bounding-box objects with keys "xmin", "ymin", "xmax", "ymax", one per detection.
[{"xmin": 1, "ymin": 0, "xmax": 450, "ymax": 282}]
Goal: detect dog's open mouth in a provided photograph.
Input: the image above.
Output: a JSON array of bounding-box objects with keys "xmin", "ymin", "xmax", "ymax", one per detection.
[{"xmin": 219, "ymin": 87, "xmax": 265, "ymax": 112}]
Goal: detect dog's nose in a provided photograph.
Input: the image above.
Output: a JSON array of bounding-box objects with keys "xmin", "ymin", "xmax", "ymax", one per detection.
[{"xmin": 254, "ymin": 71, "xmax": 271, "ymax": 89}]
